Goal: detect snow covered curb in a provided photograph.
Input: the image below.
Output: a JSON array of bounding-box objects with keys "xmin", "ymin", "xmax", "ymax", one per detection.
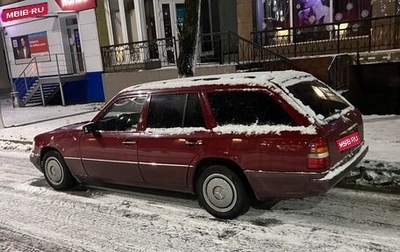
[
  {"xmin": 0, "ymin": 140, "xmax": 32, "ymax": 152},
  {"xmin": 337, "ymin": 159, "xmax": 400, "ymax": 193}
]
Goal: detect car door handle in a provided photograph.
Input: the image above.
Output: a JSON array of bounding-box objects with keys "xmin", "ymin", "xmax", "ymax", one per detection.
[
  {"xmin": 122, "ymin": 140, "xmax": 137, "ymax": 146},
  {"xmin": 185, "ymin": 140, "xmax": 203, "ymax": 146}
]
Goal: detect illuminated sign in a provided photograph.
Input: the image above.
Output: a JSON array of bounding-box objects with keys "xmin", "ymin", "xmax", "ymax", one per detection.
[
  {"xmin": 1, "ymin": 3, "xmax": 48, "ymax": 22},
  {"xmin": 55, "ymin": 0, "xmax": 96, "ymax": 11}
]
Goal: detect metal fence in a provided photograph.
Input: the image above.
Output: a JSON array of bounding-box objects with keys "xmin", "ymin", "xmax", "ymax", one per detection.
[
  {"xmin": 198, "ymin": 31, "xmax": 295, "ymax": 71},
  {"xmin": 101, "ymin": 37, "xmax": 177, "ymax": 73},
  {"xmin": 251, "ymin": 15, "xmax": 400, "ymax": 58},
  {"xmin": 12, "ymin": 53, "xmax": 86, "ymax": 103},
  {"xmin": 101, "ymin": 31, "xmax": 296, "ymax": 73}
]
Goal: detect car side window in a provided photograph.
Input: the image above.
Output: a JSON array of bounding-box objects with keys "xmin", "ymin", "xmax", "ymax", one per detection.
[
  {"xmin": 207, "ymin": 91, "xmax": 297, "ymax": 126},
  {"xmin": 97, "ymin": 95, "xmax": 147, "ymax": 131},
  {"xmin": 147, "ymin": 93, "xmax": 205, "ymax": 128}
]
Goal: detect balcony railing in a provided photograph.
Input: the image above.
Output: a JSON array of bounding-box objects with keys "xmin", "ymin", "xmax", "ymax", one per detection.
[
  {"xmin": 199, "ymin": 31, "xmax": 295, "ymax": 71},
  {"xmin": 101, "ymin": 31, "xmax": 296, "ymax": 73},
  {"xmin": 101, "ymin": 37, "xmax": 177, "ymax": 73},
  {"xmin": 13, "ymin": 52, "xmax": 86, "ymax": 102},
  {"xmin": 251, "ymin": 14, "xmax": 400, "ymax": 58}
]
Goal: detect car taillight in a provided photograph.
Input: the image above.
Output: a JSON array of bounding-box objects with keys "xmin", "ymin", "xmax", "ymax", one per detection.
[{"xmin": 307, "ymin": 138, "xmax": 330, "ymax": 170}]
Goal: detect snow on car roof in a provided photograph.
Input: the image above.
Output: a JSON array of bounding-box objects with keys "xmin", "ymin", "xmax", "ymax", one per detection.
[{"xmin": 120, "ymin": 70, "xmax": 317, "ymax": 93}]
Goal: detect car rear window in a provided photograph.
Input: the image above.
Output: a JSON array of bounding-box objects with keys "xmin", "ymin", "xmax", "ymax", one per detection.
[
  {"xmin": 286, "ymin": 81, "xmax": 350, "ymax": 119},
  {"xmin": 207, "ymin": 91, "xmax": 296, "ymax": 126}
]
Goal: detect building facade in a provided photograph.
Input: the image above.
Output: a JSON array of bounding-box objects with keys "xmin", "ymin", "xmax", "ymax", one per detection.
[
  {"xmin": 1, "ymin": 0, "xmax": 398, "ymax": 108},
  {"xmin": 252, "ymin": 0, "xmax": 399, "ymax": 32},
  {"xmin": 0, "ymin": 0, "xmax": 104, "ymax": 102},
  {"xmin": 97, "ymin": 0, "xmax": 237, "ymax": 50}
]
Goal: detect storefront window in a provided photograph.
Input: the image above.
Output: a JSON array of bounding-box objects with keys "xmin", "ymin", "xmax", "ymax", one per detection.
[
  {"xmin": 144, "ymin": 0, "xmax": 158, "ymax": 59},
  {"xmin": 333, "ymin": 0, "xmax": 371, "ymax": 22},
  {"xmin": 333, "ymin": 0, "xmax": 371, "ymax": 37},
  {"xmin": 294, "ymin": 0, "xmax": 332, "ymax": 27},
  {"xmin": 264, "ymin": 0, "xmax": 290, "ymax": 29},
  {"xmin": 255, "ymin": 0, "xmax": 376, "ymax": 43},
  {"xmin": 291, "ymin": 0, "xmax": 372, "ymax": 42},
  {"xmin": 292, "ymin": 0, "xmax": 332, "ymax": 42},
  {"xmin": 109, "ymin": 0, "xmax": 123, "ymax": 44},
  {"xmin": 397, "ymin": 0, "xmax": 400, "ymax": 14},
  {"xmin": 254, "ymin": 0, "xmax": 290, "ymax": 45},
  {"xmin": 124, "ymin": 0, "xmax": 138, "ymax": 42},
  {"xmin": 176, "ymin": 3, "xmax": 185, "ymax": 34}
]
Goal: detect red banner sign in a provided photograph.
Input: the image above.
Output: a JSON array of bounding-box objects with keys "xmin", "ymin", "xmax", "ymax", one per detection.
[
  {"xmin": 55, "ymin": 0, "xmax": 96, "ymax": 12},
  {"xmin": 1, "ymin": 2, "xmax": 48, "ymax": 22}
]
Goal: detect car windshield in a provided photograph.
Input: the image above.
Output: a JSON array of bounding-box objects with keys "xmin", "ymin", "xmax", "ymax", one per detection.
[{"xmin": 287, "ymin": 80, "xmax": 350, "ymax": 119}]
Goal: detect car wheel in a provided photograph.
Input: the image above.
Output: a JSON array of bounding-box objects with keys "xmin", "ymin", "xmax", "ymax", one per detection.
[
  {"xmin": 43, "ymin": 150, "xmax": 75, "ymax": 190},
  {"xmin": 196, "ymin": 165, "xmax": 250, "ymax": 219}
]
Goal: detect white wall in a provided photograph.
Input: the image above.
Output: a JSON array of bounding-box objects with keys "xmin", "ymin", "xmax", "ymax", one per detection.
[
  {"xmin": 78, "ymin": 9, "xmax": 102, "ymax": 72},
  {"xmin": 1, "ymin": 0, "xmax": 102, "ymax": 78},
  {"xmin": 4, "ymin": 17, "xmax": 63, "ymax": 78}
]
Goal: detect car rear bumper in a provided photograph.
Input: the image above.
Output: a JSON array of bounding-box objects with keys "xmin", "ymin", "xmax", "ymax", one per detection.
[{"xmin": 245, "ymin": 142, "xmax": 369, "ymax": 200}]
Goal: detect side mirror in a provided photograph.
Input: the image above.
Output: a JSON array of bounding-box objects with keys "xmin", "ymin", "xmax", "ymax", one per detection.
[{"xmin": 83, "ymin": 122, "xmax": 97, "ymax": 134}]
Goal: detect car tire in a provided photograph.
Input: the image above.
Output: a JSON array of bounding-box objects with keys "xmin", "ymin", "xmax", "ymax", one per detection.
[
  {"xmin": 43, "ymin": 150, "xmax": 75, "ymax": 190},
  {"xmin": 196, "ymin": 165, "xmax": 250, "ymax": 219}
]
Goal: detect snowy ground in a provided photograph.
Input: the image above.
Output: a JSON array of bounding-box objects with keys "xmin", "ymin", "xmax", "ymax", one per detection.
[{"xmin": 0, "ymin": 151, "xmax": 399, "ymax": 251}]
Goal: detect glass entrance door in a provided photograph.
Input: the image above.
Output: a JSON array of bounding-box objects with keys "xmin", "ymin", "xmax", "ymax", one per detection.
[
  {"xmin": 66, "ymin": 18, "xmax": 84, "ymax": 74},
  {"xmin": 158, "ymin": 0, "xmax": 184, "ymax": 63}
]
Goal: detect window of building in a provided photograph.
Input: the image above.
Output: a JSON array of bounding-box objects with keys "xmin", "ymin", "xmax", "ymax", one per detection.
[
  {"xmin": 256, "ymin": 0, "xmax": 375, "ymax": 44},
  {"xmin": 333, "ymin": 0, "xmax": 371, "ymax": 22},
  {"xmin": 333, "ymin": 0, "xmax": 372, "ymax": 37},
  {"xmin": 124, "ymin": 0, "xmax": 138, "ymax": 42},
  {"xmin": 109, "ymin": 0, "xmax": 123, "ymax": 44},
  {"xmin": 107, "ymin": 0, "xmax": 139, "ymax": 45},
  {"xmin": 397, "ymin": 0, "xmax": 400, "ymax": 14},
  {"xmin": 264, "ymin": 0, "xmax": 291, "ymax": 29}
]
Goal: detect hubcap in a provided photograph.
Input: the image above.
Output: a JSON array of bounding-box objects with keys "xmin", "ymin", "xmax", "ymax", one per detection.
[
  {"xmin": 203, "ymin": 174, "xmax": 237, "ymax": 213},
  {"xmin": 45, "ymin": 157, "xmax": 64, "ymax": 186}
]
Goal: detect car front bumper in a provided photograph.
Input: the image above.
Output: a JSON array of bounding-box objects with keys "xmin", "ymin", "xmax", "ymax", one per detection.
[
  {"xmin": 30, "ymin": 151, "xmax": 42, "ymax": 172},
  {"xmin": 245, "ymin": 142, "xmax": 369, "ymax": 200}
]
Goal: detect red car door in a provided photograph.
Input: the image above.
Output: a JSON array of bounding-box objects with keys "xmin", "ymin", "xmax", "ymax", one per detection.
[
  {"xmin": 80, "ymin": 131, "xmax": 142, "ymax": 185},
  {"xmin": 80, "ymin": 96, "xmax": 147, "ymax": 186},
  {"xmin": 137, "ymin": 93, "xmax": 209, "ymax": 190},
  {"xmin": 137, "ymin": 131, "xmax": 210, "ymax": 189}
]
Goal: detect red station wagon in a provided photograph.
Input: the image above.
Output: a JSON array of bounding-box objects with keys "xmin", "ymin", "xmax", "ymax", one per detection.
[{"xmin": 30, "ymin": 71, "xmax": 368, "ymax": 219}]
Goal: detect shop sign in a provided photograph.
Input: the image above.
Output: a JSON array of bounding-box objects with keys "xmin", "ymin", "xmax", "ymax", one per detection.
[
  {"xmin": 1, "ymin": 2, "xmax": 48, "ymax": 22},
  {"xmin": 55, "ymin": 0, "xmax": 96, "ymax": 12}
]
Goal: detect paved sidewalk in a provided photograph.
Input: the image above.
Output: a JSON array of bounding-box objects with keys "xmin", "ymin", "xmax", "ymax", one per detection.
[
  {"xmin": 0, "ymin": 96, "xmax": 102, "ymax": 144},
  {"xmin": 0, "ymin": 96, "xmax": 102, "ymax": 127}
]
